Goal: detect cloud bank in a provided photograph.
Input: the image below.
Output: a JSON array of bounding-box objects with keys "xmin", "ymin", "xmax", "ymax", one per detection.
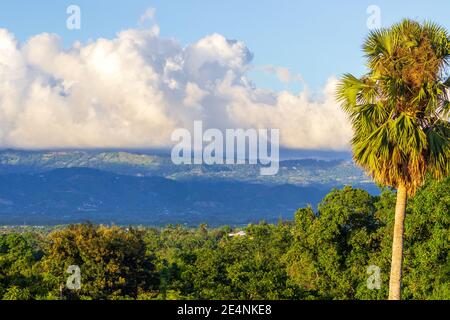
[{"xmin": 0, "ymin": 15, "xmax": 352, "ymax": 150}]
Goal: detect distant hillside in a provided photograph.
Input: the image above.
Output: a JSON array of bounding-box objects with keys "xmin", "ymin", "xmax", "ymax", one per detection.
[
  {"xmin": 0, "ymin": 150, "xmax": 378, "ymax": 226},
  {"xmin": 0, "ymin": 149, "xmax": 372, "ymax": 186},
  {"xmin": 0, "ymin": 167, "xmax": 336, "ymax": 226}
]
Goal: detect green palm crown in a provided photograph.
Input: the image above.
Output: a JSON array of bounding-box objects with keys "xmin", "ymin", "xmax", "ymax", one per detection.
[{"xmin": 337, "ymin": 19, "xmax": 450, "ymax": 195}]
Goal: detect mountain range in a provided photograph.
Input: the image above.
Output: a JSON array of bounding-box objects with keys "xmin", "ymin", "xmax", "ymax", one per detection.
[{"xmin": 0, "ymin": 149, "xmax": 378, "ymax": 226}]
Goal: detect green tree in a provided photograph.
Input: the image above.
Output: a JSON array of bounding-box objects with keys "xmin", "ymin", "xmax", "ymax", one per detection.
[
  {"xmin": 0, "ymin": 233, "xmax": 43, "ymax": 299},
  {"xmin": 404, "ymin": 177, "xmax": 449, "ymax": 299},
  {"xmin": 178, "ymin": 222, "xmax": 300, "ymax": 300},
  {"xmin": 2, "ymin": 286, "xmax": 31, "ymax": 300},
  {"xmin": 286, "ymin": 187, "xmax": 381, "ymax": 299},
  {"xmin": 337, "ymin": 20, "xmax": 450, "ymax": 299},
  {"xmin": 40, "ymin": 223, "xmax": 158, "ymax": 299},
  {"xmin": 371, "ymin": 177, "xmax": 450, "ymax": 299}
]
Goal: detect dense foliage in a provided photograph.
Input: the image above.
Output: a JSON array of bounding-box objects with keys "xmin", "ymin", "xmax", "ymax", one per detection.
[
  {"xmin": 337, "ymin": 19, "xmax": 450, "ymax": 300},
  {"xmin": 0, "ymin": 178, "xmax": 448, "ymax": 300}
]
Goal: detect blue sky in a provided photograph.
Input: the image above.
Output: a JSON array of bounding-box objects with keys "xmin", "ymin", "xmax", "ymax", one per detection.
[
  {"xmin": 1, "ymin": 0, "xmax": 449, "ymax": 92},
  {"xmin": 0, "ymin": 1, "xmax": 449, "ymax": 150}
]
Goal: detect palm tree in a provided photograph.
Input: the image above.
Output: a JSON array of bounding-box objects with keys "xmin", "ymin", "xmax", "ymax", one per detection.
[{"xmin": 336, "ymin": 19, "xmax": 450, "ymax": 300}]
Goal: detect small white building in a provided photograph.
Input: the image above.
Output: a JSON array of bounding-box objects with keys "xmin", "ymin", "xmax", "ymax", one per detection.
[{"xmin": 228, "ymin": 231, "xmax": 247, "ymax": 237}]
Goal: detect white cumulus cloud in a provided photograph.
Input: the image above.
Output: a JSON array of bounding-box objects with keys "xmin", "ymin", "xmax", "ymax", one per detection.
[
  {"xmin": 261, "ymin": 65, "xmax": 303, "ymax": 84},
  {"xmin": 0, "ymin": 12, "xmax": 352, "ymax": 150}
]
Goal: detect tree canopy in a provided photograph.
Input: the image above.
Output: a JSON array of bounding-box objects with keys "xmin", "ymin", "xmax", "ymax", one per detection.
[{"xmin": 0, "ymin": 178, "xmax": 448, "ymax": 300}]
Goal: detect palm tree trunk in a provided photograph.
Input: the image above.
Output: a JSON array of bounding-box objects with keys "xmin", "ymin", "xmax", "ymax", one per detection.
[{"xmin": 388, "ymin": 184, "xmax": 407, "ymax": 300}]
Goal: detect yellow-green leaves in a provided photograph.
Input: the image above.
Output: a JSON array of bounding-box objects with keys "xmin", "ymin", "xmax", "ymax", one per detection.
[{"xmin": 337, "ymin": 19, "xmax": 450, "ymax": 195}]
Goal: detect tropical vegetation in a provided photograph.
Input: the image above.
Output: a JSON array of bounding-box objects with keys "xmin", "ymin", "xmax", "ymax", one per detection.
[{"xmin": 0, "ymin": 178, "xmax": 448, "ymax": 300}]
